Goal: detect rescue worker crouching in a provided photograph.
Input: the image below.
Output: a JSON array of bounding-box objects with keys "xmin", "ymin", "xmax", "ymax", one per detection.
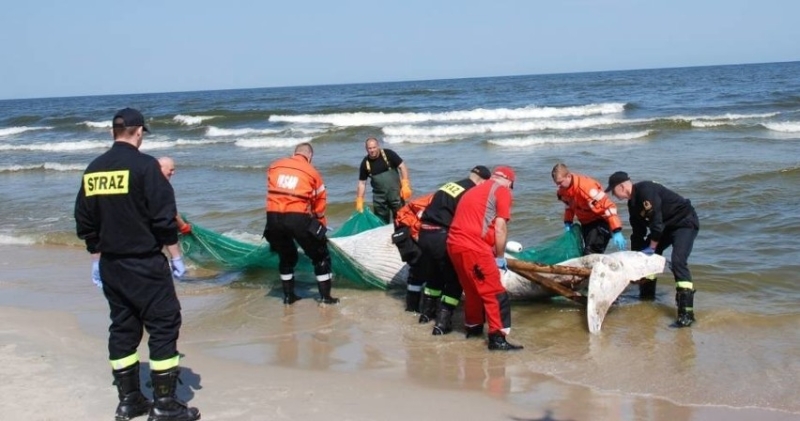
[
  {"xmin": 392, "ymin": 194, "xmax": 433, "ymax": 314},
  {"xmin": 265, "ymin": 142, "xmax": 338, "ymax": 305}
]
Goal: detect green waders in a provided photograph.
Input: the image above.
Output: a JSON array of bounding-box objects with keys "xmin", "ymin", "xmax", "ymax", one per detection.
[{"xmin": 370, "ymin": 169, "xmax": 404, "ymax": 224}]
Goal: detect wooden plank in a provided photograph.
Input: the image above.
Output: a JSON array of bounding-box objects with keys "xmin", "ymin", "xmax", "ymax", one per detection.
[
  {"xmin": 507, "ymin": 259, "xmax": 592, "ymax": 277},
  {"xmin": 510, "ymin": 267, "xmax": 586, "ymax": 305}
]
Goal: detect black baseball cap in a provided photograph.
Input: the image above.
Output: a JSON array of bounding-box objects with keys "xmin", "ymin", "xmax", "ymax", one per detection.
[
  {"xmin": 470, "ymin": 165, "xmax": 492, "ymax": 180},
  {"xmin": 112, "ymin": 108, "xmax": 150, "ymax": 132},
  {"xmin": 605, "ymin": 171, "xmax": 630, "ymax": 192}
]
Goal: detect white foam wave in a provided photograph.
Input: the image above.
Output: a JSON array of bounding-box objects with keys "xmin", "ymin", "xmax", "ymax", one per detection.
[
  {"xmin": 762, "ymin": 122, "xmax": 800, "ymax": 132},
  {"xmin": 691, "ymin": 121, "xmax": 731, "ymax": 128},
  {"xmin": 206, "ymin": 126, "xmax": 283, "ymax": 137},
  {"xmin": 173, "ymin": 138, "xmax": 232, "ymax": 146},
  {"xmin": 174, "ymin": 115, "xmax": 217, "ymax": 125},
  {"xmin": 383, "ymin": 136, "xmax": 457, "ymax": 144},
  {"xmin": 269, "ymin": 103, "xmax": 626, "ymax": 126},
  {"xmin": 384, "ymin": 116, "xmax": 629, "ymax": 138},
  {"xmin": 80, "ymin": 121, "xmax": 112, "ymax": 128},
  {"xmin": 489, "ymin": 130, "xmax": 653, "ymax": 147},
  {"xmin": 0, "ymin": 234, "xmax": 36, "ymax": 246},
  {"xmin": 0, "ymin": 162, "xmax": 86, "ymax": 172},
  {"xmin": 0, "ymin": 126, "xmax": 53, "ymax": 137},
  {"xmin": 235, "ymin": 137, "xmax": 311, "ymax": 148},
  {"xmin": 0, "ymin": 140, "xmax": 110, "ymax": 152}
]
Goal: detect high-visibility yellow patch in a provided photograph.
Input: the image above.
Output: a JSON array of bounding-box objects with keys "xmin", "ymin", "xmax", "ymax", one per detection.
[
  {"xmin": 83, "ymin": 170, "xmax": 129, "ymax": 196},
  {"xmin": 439, "ymin": 182, "xmax": 465, "ymax": 198}
]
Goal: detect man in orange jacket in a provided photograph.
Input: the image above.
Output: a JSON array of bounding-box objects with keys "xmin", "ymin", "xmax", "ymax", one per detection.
[
  {"xmin": 552, "ymin": 163, "xmax": 626, "ymax": 255},
  {"xmin": 265, "ymin": 143, "xmax": 338, "ymax": 304}
]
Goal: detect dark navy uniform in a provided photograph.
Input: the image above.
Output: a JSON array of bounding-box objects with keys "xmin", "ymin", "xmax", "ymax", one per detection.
[
  {"xmin": 416, "ymin": 177, "xmax": 480, "ymax": 333},
  {"xmin": 628, "ymin": 180, "xmax": 700, "ymax": 327},
  {"xmin": 75, "ymin": 141, "xmax": 182, "ymax": 365}
]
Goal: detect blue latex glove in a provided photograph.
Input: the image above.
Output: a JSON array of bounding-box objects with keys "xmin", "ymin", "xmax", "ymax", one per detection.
[
  {"xmin": 612, "ymin": 231, "xmax": 627, "ymax": 250},
  {"xmin": 564, "ymin": 222, "xmax": 573, "ymax": 233},
  {"xmin": 495, "ymin": 257, "xmax": 508, "ymax": 272},
  {"xmin": 171, "ymin": 257, "xmax": 186, "ymax": 279},
  {"xmin": 91, "ymin": 260, "xmax": 102, "ymax": 288},
  {"xmin": 641, "ymin": 246, "xmax": 655, "ymax": 256}
]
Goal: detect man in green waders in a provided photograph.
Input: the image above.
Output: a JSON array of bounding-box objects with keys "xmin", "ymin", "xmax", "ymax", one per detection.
[{"xmin": 355, "ymin": 137, "xmax": 413, "ymax": 224}]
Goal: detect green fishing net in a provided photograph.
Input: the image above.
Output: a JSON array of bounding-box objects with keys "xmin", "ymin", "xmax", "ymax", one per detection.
[{"xmin": 179, "ymin": 210, "xmax": 582, "ymax": 290}]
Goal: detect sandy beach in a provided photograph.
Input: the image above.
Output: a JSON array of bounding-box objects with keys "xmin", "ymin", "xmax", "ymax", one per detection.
[{"xmin": 1, "ymin": 244, "xmax": 797, "ymax": 421}]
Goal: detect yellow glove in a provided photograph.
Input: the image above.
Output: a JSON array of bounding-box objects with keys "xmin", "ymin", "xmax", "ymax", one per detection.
[
  {"xmin": 355, "ymin": 197, "xmax": 364, "ymax": 213},
  {"xmin": 400, "ymin": 179, "xmax": 412, "ymax": 201}
]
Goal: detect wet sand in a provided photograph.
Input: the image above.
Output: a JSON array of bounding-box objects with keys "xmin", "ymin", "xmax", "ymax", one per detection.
[{"xmin": 1, "ymin": 245, "xmax": 797, "ymax": 421}]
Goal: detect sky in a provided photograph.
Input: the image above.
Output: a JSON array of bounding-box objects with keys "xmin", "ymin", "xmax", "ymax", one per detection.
[{"xmin": 1, "ymin": 0, "xmax": 798, "ymax": 100}]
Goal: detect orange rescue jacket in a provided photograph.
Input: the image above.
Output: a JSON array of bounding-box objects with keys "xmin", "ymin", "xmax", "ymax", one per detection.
[
  {"xmin": 558, "ymin": 173, "xmax": 622, "ymax": 231},
  {"xmin": 266, "ymin": 154, "xmax": 327, "ymax": 226},
  {"xmin": 394, "ymin": 194, "xmax": 433, "ymax": 240}
]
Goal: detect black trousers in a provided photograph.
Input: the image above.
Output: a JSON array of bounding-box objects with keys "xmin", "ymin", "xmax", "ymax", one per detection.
[
  {"xmin": 580, "ymin": 219, "xmax": 612, "ymax": 255},
  {"xmin": 654, "ymin": 211, "xmax": 699, "ymax": 282},
  {"xmin": 265, "ymin": 212, "xmax": 331, "ymax": 278},
  {"xmin": 101, "ymin": 252, "xmax": 181, "ymax": 362},
  {"xmin": 417, "ymin": 228, "xmax": 463, "ymax": 300}
]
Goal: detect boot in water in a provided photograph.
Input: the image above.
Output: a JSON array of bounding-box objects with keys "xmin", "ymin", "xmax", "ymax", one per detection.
[
  {"xmin": 317, "ymin": 280, "xmax": 339, "ymax": 304},
  {"xmin": 465, "ymin": 325, "xmax": 484, "ymax": 339},
  {"xmin": 282, "ymin": 279, "xmax": 302, "ymax": 305},
  {"xmin": 487, "ymin": 332, "xmax": 523, "ymax": 351},
  {"xmin": 417, "ymin": 294, "xmax": 438, "ymax": 323},
  {"xmin": 432, "ymin": 303, "xmax": 454, "ymax": 335},
  {"xmin": 671, "ymin": 288, "xmax": 696, "ymax": 328},
  {"xmin": 405, "ymin": 290, "xmax": 422, "ymax": 313},
  {"xmin": 638, "ymin": 277, "xmax": 657, "ymax": 300}
]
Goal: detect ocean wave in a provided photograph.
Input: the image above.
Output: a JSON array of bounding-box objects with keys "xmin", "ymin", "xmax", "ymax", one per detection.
[
  {"xmin": 383, "ymin": 116, "xmax": 631, "ymax": 138},
  {"xmin": 79, "ymin": 121, "xmax": 112, "ymax": 128},
  {"xmin": 174, "ymin": 114, "xmax": 217, "ymax": 125},
  {"xmin": 0, "ymin": 234, "xmax": 36, "ymax": 246},
  {"xmin": 0, "ymin": 140, "xmax": 109, "ymax": 152},
  {"xmin": 269, "ymin": 103, "xmax": 627, "ymax": 126},
  {"xmin": 206, "ymin": 126, "xmax": 283, "ymax": 137},
  {"xmin": 488, "ymin": 130, "xmax": 653, "ymax": 146},
  {"xmin": 0, "ymin": 126, "xmax": 54, "ymax": 137},
  {"xmin": 234, "ymin": 137, "xmax": 311, "ymax": 148},
  {"xmin": 762, "ymin": 122, "xmax": 800, "ymax": 132},
  {"xmin": 0, "ymin": 162, "xmax": 85, "ymax": 172}
]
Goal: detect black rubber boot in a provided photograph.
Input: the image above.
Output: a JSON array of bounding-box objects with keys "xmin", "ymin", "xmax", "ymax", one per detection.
[
  {"xmin": 405, "ymin": 290, "xmax": 422, "ymax": 313},
  {"xmin": 282, "ymin": 279, "xmax": 302, "ymax": 305},
  {"xmin": 112, "ymin": 362, "xmax": 151, "ymax": 421},
  {"xmin": 147, "ymin": 367, "xmax": 200, "ymax": 421},
  {"xmin": 487, "ymin": 332, "xmax": 523, "ymax": 351},
  {"xmin": 639, "ymin": 278, "xmax": 657, "ymax": 300},
  {"xmin": 317, "ymin": 280, "xmax": 339, "ymax": 304},
  {"xmin": 671, "ymin": 288, "xmax": 696, "ymax": 328},
  {"xmin": 431, "ymin": 303, "xmax": 454, "ymax": 335},
  {"xmin": 417, "ymin": 294, "xmax": 438, "ymax": 324},
  {"xmin": 465, "ymin": 325, "xmax": 484, "ymax": 339}
]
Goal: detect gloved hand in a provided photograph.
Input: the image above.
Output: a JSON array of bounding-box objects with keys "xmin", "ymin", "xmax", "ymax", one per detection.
[
  {"xmin": 179, "ymin": 223, "xmax": 192, "ymax": 235},
  {"xmin": 495, "ymin": 257, "xmax": 508, "ymax": 272},
  {"xmin": 612, "ymin": 231, "xmax": 626, "ymax": 250},
  {"xmin": 171, "ymin": 257, "xmax": 186, "ymax": 279},
  {"xmin": 400, "ymin": 179, "xmax": 413, "ymax": 201},
  {"xmin": 91, "ymin": 260, "xmax": 102, "ymax": 288},
  {"xmin": 641, "ymin": 246, "xmax": 655, "ymax": 256},
  {"xmin": 355, "ymin": 197, "xmax": 364, "ymax": 213},
  {"xmin": 564, "ymin": 222, "xmax": 573, "ymax": 233}
]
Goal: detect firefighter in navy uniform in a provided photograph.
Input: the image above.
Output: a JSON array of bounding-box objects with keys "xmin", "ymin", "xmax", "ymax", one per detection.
[
  {"xmin": 605, "ymin": 171, "xmax": 700, "ymax": 328},
  {"xmin": 74, "ymin": 108, "xmax": 200, "ymax": 421},
  {"xmin": 416, "ymin": 166, "xmax": 492, "ymax": 335},
  {"xmin": 355, "ymin": 137, "xmax": 412, "ymax": 224},
  {"xmin": 265, "ymin": 142, "xmax": 338, "ymax": 304}
]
